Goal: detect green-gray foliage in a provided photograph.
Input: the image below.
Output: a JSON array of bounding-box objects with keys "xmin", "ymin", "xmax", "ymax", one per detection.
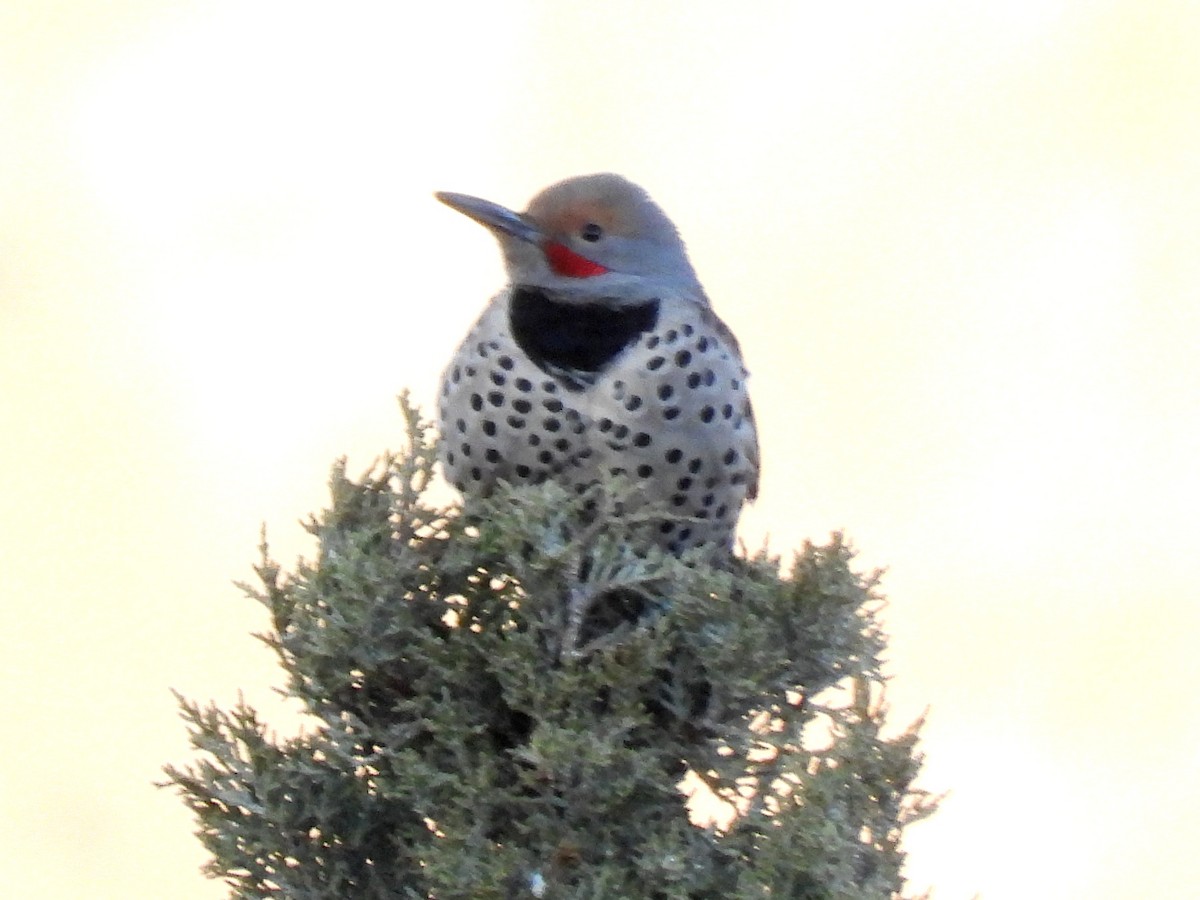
[{"xmin": 166, "ymin": 397, "xmax": 937, "ymax": 898}]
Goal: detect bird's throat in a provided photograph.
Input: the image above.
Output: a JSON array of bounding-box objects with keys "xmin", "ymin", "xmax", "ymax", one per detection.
[{"xmin": 508, "ymin": 287, "xmax": 660, "ymax": 387}]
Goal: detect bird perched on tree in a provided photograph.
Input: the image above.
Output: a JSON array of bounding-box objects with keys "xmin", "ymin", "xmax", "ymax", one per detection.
[{"xmin": 435, "ymin": 174, "xmax": 758, "ymax": 554}]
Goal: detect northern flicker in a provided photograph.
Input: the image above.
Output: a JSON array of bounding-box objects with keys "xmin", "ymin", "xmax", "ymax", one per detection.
[{"xmin": 435, "ymin": 174, "xmax": 758, "ymax": 554}]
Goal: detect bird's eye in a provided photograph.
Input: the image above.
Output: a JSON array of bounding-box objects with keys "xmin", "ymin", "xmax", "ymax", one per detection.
[{"xmin": 580, "ymin": 222, "xmax": 603, "ymax": 242}]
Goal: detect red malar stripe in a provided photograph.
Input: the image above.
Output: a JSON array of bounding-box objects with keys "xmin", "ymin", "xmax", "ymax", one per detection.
[{"xmin": 543, "ymin": 241, "xmax": 608, "ymax": 278}]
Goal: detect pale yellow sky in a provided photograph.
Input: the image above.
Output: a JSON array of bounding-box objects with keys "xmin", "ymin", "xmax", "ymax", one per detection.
[{"xmin": 2, "ymin": 2, "xmax": 1198, "ymax": 897}]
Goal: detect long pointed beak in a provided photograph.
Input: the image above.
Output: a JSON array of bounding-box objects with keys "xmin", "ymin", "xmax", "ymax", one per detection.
[{"xmin": 435, "ymin": 191, "xmax": 542, "ymax": 244}]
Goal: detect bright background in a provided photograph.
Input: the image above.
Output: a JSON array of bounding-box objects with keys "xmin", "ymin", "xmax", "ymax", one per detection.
[{"xmin": 3, "ymin": 2, "xmax": 1197, "ymax": 897}]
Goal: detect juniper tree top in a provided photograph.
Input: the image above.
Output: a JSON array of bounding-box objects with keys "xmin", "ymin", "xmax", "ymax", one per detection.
[{"xmin": 166, "ymin": 402, "xmax": 936, "ymax": 898}]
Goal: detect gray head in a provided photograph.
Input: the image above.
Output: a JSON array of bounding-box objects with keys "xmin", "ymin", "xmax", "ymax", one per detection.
[{"xmin": 436, "ymin": 173, "xmax": 705, "ymax": 302}]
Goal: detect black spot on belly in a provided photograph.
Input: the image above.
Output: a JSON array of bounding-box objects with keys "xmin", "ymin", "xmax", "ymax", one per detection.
[{"xmin": 509, "ymin": 286, "xmax": 659, "ymax": 379}]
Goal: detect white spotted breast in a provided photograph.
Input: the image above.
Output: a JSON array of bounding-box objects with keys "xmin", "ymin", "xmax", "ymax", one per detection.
[{"xmin": 438, "ymin": 289, "xmax": 758, "ymax": 552}]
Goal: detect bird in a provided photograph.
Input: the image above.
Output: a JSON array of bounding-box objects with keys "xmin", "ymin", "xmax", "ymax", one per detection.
[{"xmin": 434, "ymin": 173, "xmax": 758, "ymax": 554}]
